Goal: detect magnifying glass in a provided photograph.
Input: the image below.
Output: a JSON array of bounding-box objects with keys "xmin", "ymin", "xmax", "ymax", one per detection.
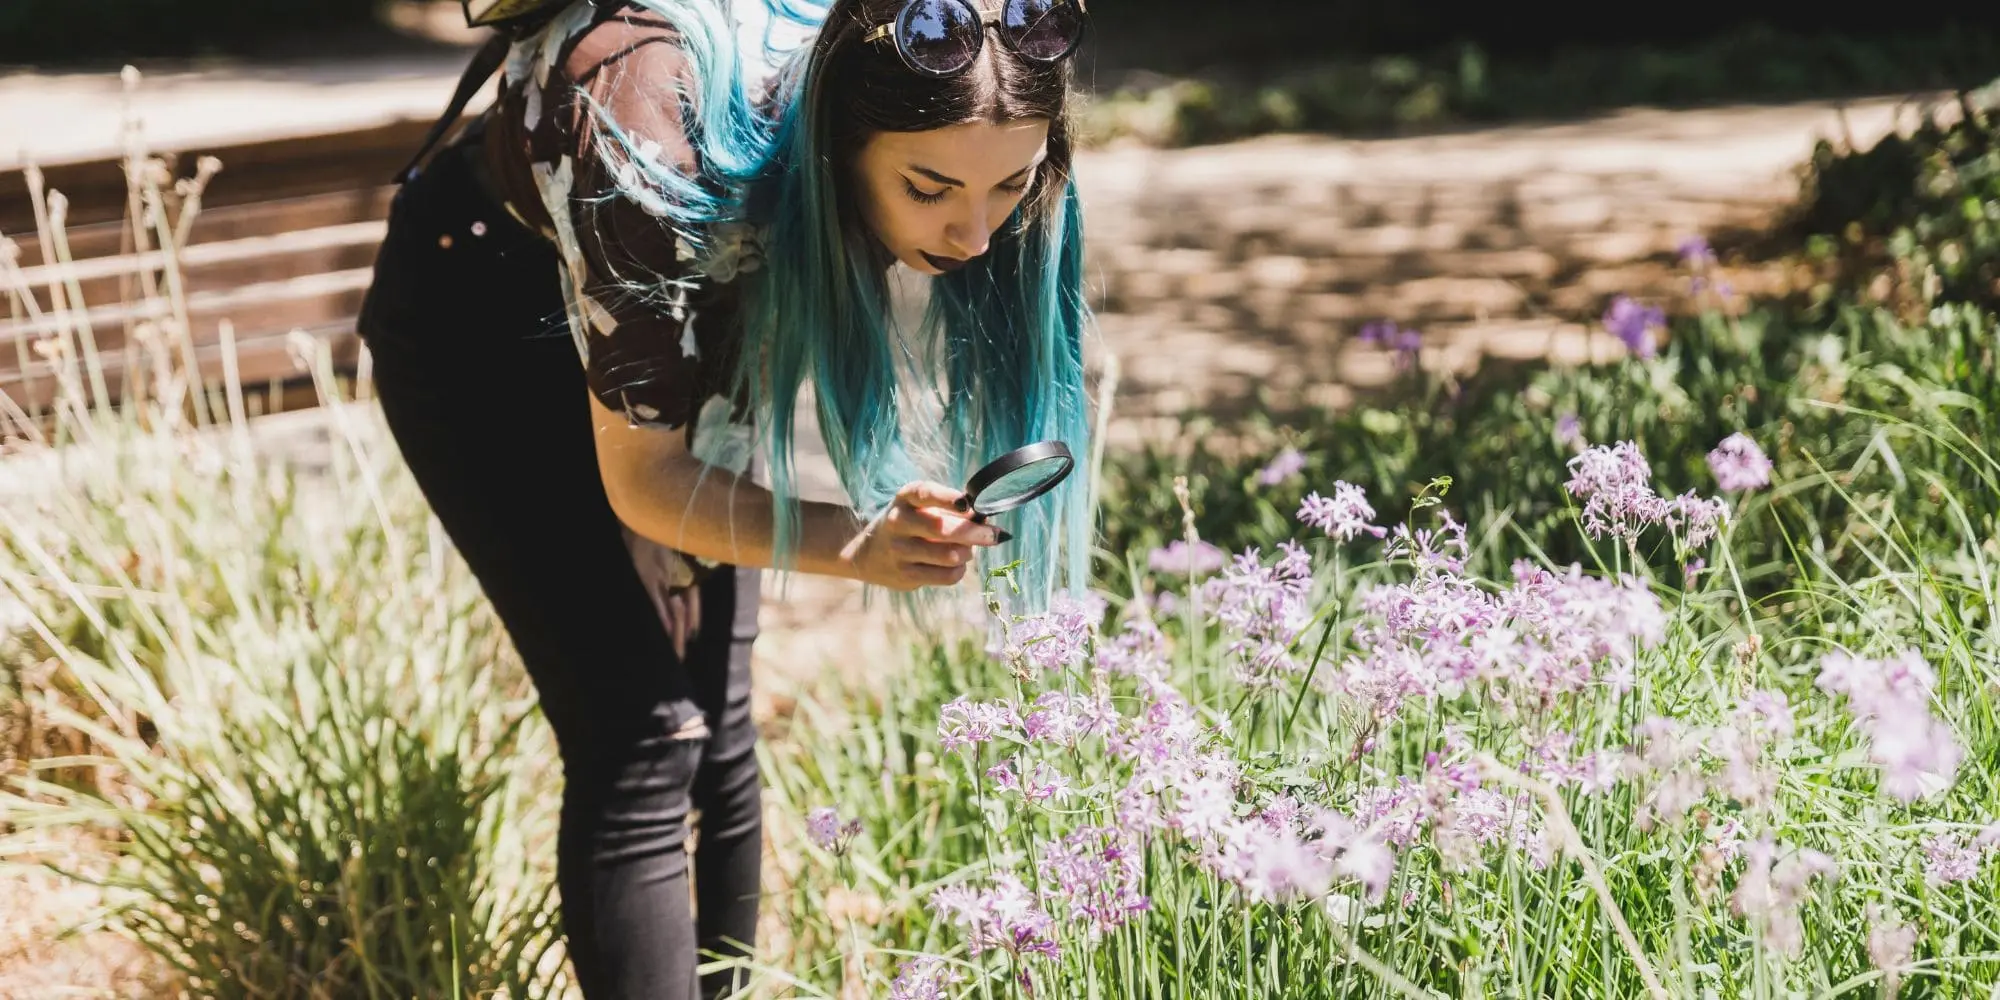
[{"xmin": 963, "ymin": 440, "xmax": 1075, "ymax": 523}]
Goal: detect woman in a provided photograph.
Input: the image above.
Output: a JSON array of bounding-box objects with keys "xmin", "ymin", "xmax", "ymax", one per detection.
[{"xmin": 354, "ymin": 0, "xmax": 1094, "ymax": 996}]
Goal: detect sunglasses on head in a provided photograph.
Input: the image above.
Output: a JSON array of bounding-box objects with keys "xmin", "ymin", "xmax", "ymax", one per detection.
[{"xmin": 862, "ymin": 0, "xmax": 1088, "ymax": 79}]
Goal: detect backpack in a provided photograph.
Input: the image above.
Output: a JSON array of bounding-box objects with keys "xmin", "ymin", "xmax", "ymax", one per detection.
[{"xmin": 392, "ymin": 0, "xmax": 580, "ymax": 184}]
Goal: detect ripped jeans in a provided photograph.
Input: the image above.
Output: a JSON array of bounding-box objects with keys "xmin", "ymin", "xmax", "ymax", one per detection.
[{"xmin": 356, "ymin": 136, "xmax": 763, "ymax": 1000}]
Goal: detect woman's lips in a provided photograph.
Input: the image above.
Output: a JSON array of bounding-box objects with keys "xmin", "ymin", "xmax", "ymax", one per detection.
[{"xmin": 921, "ymin": 251, "xmax": 969, "ymax": 273}]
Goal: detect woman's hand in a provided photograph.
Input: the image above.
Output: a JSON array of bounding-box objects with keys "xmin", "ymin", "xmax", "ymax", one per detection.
[{"xmin": 840, "ymin": 480, "xmax": 1002, "ymax": 592}]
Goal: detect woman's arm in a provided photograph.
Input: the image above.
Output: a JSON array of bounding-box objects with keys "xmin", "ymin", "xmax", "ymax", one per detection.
[
  {"xmin": 591, "ymin": 394, "xmax": 999, "ymax": 588},
  {"xmin": 589, "ymin": 393, "xmax": 859, "ymax": 577}
]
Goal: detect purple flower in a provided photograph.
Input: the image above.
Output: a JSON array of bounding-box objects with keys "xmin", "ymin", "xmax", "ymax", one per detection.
[
  {"xmin": 931, "ymin": 873, "xmax": 1062, "ymax": 962},
  {"xmin": 1732, "ymin": 835, "xmax": 1835, "ymax": 957},
  {"xmin": 1671, "ymin": 492, "xmax": 1730, "ymax": 549},
  {"xmin": 1010, "ymin": 592, "xmax": 1105, "ymax": 676},
  {"xmin": 1678, "ymin": 235, "xmax": 1716, "ymax": 268},
  {"xmin": 806, "ymin": 806, "xmax": 863, "ymax": 856},
  {"xmin": 1148, "ymin": 539, "xmax": 1228, "ymax": 578},
  {"xmin": 1094, "ymin": 614, "xmax": 1169, "ymax": 680},
  {"xmin": 1022, "ymin": 690, "xmax": 1114, "ymax": 748},
  {"xmin": 1817, "ymin": 649, "xmax": 1962, "ymax": 801},
  {"xmin": 1358, "ymin": 320, "xmax": 1424, "ymax": 370},
  {"xmin": 1211, "ymin": 542, "xmax": 1317, "ymax": 685},
  {"xmin": 1565, "ymin": 441, "xmax": 1669, "ymax": 541},
  {"xmin": 1866, "ymin": 905, "xmax": 1917, "ymax": 976},
  {"xmin": 1707, "ymin": 432, "xmax": 1774, "ymax": 491},
  {"xmin": 1563, "ymin": 443, "xmax": 1726, "ymax": 547},
  {"xmin": 1039, "ymin": 826, "xmax": 1151, "ymax": 939},
  {"xmin": 1922, "ymin": 834, "xmax": 1982, "ymax": 885},
  {"xmin": 1601, "ymin": 296, "xmax": 1665, "ymax": 359},
  {"xmin": 1554, "ymin": 412, "xmax": 1584, "ymax": 449},
  {"xmin": 1221, "ymin": 822, "xmax": 1334, "ymax": 903},
  {"xmin": 1298, "ymin": 482, "xmax": 1389, "ymax": 543},
  {"xmin": 938, "ymin": 696, "xmax": 1022, "ymax": 755},
  {"xmin": 888, "ymin": 955, "xmax": 967, "ymax": 1000},
  {"xmin": 1255, "ymin": 447, "xmax": 1307, "ymax": 487}
]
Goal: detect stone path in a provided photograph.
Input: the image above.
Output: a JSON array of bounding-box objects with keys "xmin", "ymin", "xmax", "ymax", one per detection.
[{"xmin": 1073, "ymin": 99, "xmax": 1936, "ymax": 444}]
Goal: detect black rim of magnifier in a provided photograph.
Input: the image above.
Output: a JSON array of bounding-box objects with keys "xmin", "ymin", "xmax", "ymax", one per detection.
[{"xmin": 965, "ymin": 440, "xmax": 1075, "ymax": 515}]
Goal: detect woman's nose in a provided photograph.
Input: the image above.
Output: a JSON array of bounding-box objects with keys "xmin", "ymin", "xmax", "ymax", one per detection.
[{"xmin": 943, "ymin": 205, "xmax": 991, "ymax": 258}]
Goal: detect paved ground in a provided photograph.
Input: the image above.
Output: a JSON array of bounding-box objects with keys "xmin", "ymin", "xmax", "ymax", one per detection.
[{"xmin": 0, "ymin": 51, "xmax": 1957, "ymax": 995}]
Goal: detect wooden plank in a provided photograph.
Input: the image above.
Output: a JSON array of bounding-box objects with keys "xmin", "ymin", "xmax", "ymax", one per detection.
[
  {"xmin": 0, "ymin": 117, "xmax": 452, "ymax": 235},
  {"xmin": 1, "ymin": 323, "xmax": 362, "ymax": 416},
  {"xmin": 10, "ymin": 220, "xmax": 388, "ymax": 287},
  {"xmin": 7, "ymin": 186, "xmax": 396, "ymax": 269},
  {"xmin": 0, "ymin": 268, "xmax": 376, "ymax": 341}
]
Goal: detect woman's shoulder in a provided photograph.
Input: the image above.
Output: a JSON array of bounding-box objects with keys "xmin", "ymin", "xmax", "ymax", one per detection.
[{"xmin": 503, "ymin": 2, "xmax": 701, "ymax": 139}]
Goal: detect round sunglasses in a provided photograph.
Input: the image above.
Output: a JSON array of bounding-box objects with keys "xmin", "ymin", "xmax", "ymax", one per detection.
[{"xmin": 862, "ymin": 0, "xmax": 1088, "ymax": 79}]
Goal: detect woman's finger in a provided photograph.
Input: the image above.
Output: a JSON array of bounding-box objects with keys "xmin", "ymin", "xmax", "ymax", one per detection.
[
  {"xmin": 893, "ymin": 505, "xmax": 999, "ymax": 546},
  {"xmin": 894, "ymin": 535, "xmax": 973, "ymax": 568},
  {"xmin": 896, "ymin": 479, "xmax": 970, "ymax": 513},
  {"xmin": 901, "ymin": 562, "xmax": 969, "ymax": 588}
]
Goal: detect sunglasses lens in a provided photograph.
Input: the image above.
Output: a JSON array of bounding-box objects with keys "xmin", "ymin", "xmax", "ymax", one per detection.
[
  {"xmin": 1002, "ymin": 0, "xmax": 1083, "ymax": 62},
  {"xmin": 898, "ymin": 0, "xmax": 982, "ymax": 76}
]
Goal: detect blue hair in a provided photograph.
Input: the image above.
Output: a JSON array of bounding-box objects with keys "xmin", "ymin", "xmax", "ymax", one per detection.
[{"xmin": 581, "ymin": 0, "xmax": 1094, "ymax": 609}]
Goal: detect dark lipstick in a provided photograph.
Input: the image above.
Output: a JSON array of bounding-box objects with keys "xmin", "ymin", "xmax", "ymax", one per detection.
[{"xmin": 922, "ymin": 251, "xmax": 969, "ymax": 273}]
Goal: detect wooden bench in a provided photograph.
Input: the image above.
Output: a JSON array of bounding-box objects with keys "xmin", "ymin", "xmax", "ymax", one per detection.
[{"xmin": 1, "ymin": 118, "xmax": 460, "ymax": 424}]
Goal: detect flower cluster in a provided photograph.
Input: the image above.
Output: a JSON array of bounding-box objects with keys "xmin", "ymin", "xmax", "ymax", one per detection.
[
  {"xmin": 1297, "ymin": 482, "xmax": 1388, "ymax": 542},
  {"xmin": 1707, "ymin": 432, "xmax": 1774, "ymax": 491},
  {"xmin": 1209, "ymin": 542, "xmax": 1316, "ymax": 685},
  {"xmin": 1255, "ymin": 446, "xmax": 1307, "ymax": 487},
  {"xmin": 1730, "ymin": 835, "xmax": 1835, "ymax": 957},
  {"xmin": 1358, "ymin": 320, "xmax": 1424, "ymax": 369},
  {"xmin": 1919, "ymin": 826, "xmax": 2000, "ymax": 885},
  {"xmin": 806, "ymin": 807, "xmax": 863, "ymax": 856},
  {"xmin": 1205, "ymin": 804, "xmax": 1396, "ymax": 904},
  {"xmin": 938, "ymin": 696, "xmax": 1023, "ymax": 755},
  {"xmin": 1147, "ymin": 538, "xmax": 1228, "ymax": 578},
  {"xmin": 1039, "ymin": 826, "xmax": 1152, "ymax": 940},
  {"xmin": 888, "ymin": 956, "xmax": 968, "ymax": 1000},
  {"xmin": 1565, "ymin": 441, "xmax": 1729, "ymax": 547},
  {"xmin": 1816, "ymin": 649, "xmax": 1963, "ymax": 801},
  {"xmin": 1007, "ymin": 592, "xmax": 1107, "ymax": 676},
  {"xmin": 1601, "ymin": 295, "xmax": 1665, "ymax": 358},
  {"xmin": 930, "ymin": 873, "xmax": 1062, "ymax": 962},
  {"xmin": 1338, "ymin": 548, "xmax": 1666, "ymax": 726}
]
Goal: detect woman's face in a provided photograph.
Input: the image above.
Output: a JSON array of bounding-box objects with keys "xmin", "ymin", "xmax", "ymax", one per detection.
[{"xmin": 852, "ymin": 119, "xmax": 1051, "ymax": 276}]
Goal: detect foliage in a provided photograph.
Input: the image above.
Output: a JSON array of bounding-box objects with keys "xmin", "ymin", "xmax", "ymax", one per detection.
[
  {"xmin": 1081, "ymin": 28, "xmax": 2000, "ymax": 148},
  {"xmin": 755, "ymin": 420, "xmax": 2000, "ymax": 996},
  {"xmin": 0, "ymin": 145, "xmax": 568, "ymax": 998},
  {"xmin": 1782, "ymin": 96, "xmax": 2000, "ymax": 318}
]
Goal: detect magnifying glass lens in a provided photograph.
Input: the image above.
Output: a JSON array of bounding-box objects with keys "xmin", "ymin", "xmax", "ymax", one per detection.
[
  {"xmin": 977, "ymin": 457, "xmax": 1068, "ymax": 509},
  {"xmin": 965, "ymin": 441, "xmax": 1075, "ymax": 518}
]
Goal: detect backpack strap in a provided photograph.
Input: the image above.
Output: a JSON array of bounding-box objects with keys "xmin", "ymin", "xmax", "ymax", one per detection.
[{"xmin": 392, "ymin": 31, "xmax": 514, "ymax": 185}]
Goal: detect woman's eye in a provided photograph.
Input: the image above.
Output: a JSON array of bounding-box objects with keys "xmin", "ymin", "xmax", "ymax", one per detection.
[
  {"xmin": 998, "ymin": 180, "xmax": 1030, "ymax": 197},
  {"xmin": 903, "ymin": 181, "xmax": 948, "ymax": 205}
]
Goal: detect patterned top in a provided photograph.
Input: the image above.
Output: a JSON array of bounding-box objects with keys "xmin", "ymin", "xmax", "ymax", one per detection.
[{"xmin": 476, "ymin": 0, "xmax": 773, "ymax": 591}]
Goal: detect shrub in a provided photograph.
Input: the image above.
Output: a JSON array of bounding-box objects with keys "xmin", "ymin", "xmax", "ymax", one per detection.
[{"xmin": 1, "ymin": 145, "xmax": 568, "ymax": 998}]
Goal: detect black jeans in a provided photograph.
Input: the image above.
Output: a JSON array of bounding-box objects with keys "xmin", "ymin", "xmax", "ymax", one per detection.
[{"xmin": 356, "ymin": 138, "xmax": 763, "ymax": 1000}]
